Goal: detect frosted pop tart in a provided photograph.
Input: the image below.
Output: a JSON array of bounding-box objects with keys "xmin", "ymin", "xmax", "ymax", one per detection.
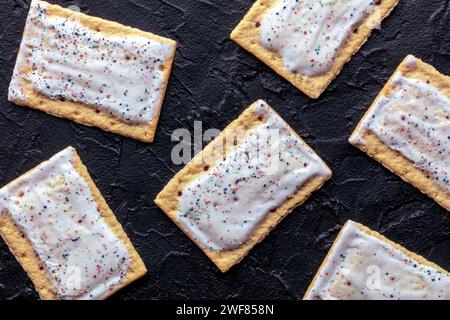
[
  {"xmin": 304, "ymin": 220, "xmax": 450, "ymax": 300},
  {"xmin": 8, "ymin": 0, "xmax": 176, "ymax": 142},
  {"xmin": 0, "ymin": 147, "xmax": 146, "ymax": 299},
  {"xmin": 230, "ymin": 0, "xmax": 399, "ymax": 98},
  {"xmin": 350, "ymin": 55, "xmax": 450, "ymax": 211},
  {"xmin": 155, "ymin": 100, "xmax": 332, "ymax": 272}
]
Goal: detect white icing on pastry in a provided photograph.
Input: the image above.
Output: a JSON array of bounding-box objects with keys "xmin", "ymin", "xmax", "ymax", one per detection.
[
  {"xmin": 260, "ymin": 0, "xmax": 377, "ymax": 76},
  {"xmin": 350, "ymin": 60, "xmax": 450, "ymax": 194},
  {"xmin": 8, "ymin": 0, "xmax": 174, "ymax": 124},
  {"xmin": 404, "ymin": 54, "xmax": 418, "ymax": 68},
  {"xmin": 305, "ymin": 221, "xmax": 450, "ymax": 300},
  {"xmin": 177, "ymin": 100, "xmax": 331, "ymax": 251},
  {"xmin": 0, "ymin": 147, "xmax": 130, "ymax": 300}
]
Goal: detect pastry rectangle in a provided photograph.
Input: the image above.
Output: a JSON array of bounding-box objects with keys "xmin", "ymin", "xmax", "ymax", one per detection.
[
  {"xmin": 0, "ymin": 147, "xmax": 147, "ymax": 300},
  {"xmin": 304, "ymin": 220, "xmax": 450, "ymax": 300},
  {"xmin": 155, "ymin": 100, "xmax": 331, "ymax": 272},
  {"xmin": 230, "ymin": 0, "xmax": 399, "ymax": 98},
  {"xmin": 349, "ymin": 55, "xmax": 450, "ymax": 211},
  {"xmin": 8, "ymin": 0, "xmax": 176, "ymax": 142}
]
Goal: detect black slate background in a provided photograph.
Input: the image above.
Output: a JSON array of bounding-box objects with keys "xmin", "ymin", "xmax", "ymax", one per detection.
[{"xmin": 0, "ymin": 0, "xmax": 448, "ymax": 300}]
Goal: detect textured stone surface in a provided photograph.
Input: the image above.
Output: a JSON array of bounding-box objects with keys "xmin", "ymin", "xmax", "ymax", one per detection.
[{"xmin": 0, "ymin": 0, "xmax": 448, "ymax": 300}]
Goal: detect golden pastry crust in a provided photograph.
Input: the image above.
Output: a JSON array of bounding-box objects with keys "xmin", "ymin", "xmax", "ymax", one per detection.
[
  {"xmin": 155, "ymin": 101, "xmax": 332, "ymax": 272},
  {"xmin": 349, "ymin": 55, "xmax": 450, "ymax": 211},
  {"xmin": 9, "ymin": 0, "xmax": 176, "ymax": 142},
  {"xmin": 303, "ymin": 220, "xmax": 450, "ymax": 300},
  {"xmin": 230, "ymin": 0, "xmax": 399, "ymax": 99},
  {"xmin": 0, "ymin": 148, "xmax": 147, "ymax": 300}
]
